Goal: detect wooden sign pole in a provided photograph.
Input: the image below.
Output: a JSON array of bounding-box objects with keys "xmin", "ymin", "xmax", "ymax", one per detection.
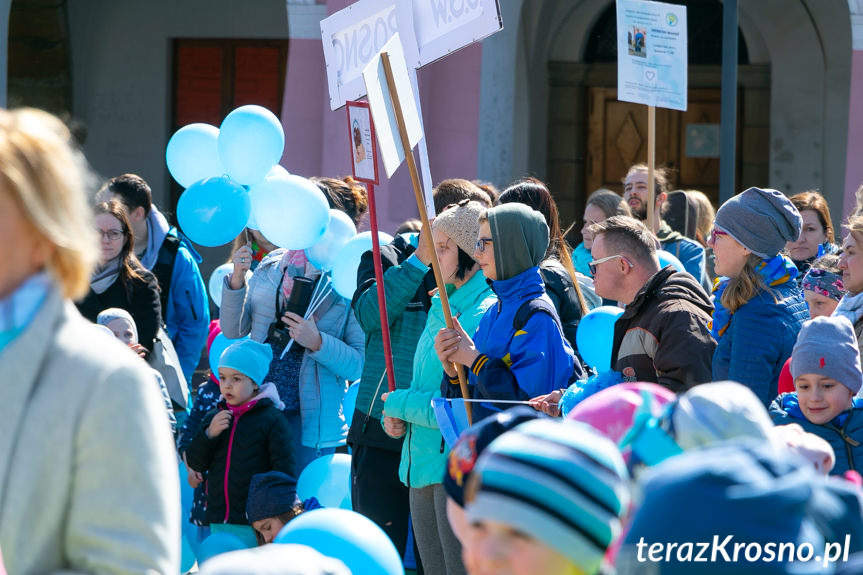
[
  {"xmin": 646, "ymin": 104, "xmax": 656, "ymax": 233},
  {"xmin": 380, "ymin": 50, "xmax": 472, "ymax": 425}
]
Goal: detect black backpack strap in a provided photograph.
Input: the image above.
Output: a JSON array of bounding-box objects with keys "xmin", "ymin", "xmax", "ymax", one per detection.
[
  {"xmin": 513, "ymin": 297, "xmax": 561, "ymax": 333},
  {"xmin": 152, "ymin": 234, "xmax": 181, "ymax": 321}
]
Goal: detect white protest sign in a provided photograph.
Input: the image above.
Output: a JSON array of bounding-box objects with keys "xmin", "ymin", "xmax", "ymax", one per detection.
[
  {"xmin": 321, "ymin": 0, "xmax": 501, "ymax": 110},
  {"xmin": 320, "ymin": 0, "xmax": 417, "ymax": 111},
  {"xmin": 616, "ymin": 0, "xmax": 687, "ymax": 111},
  {"xmin": 398, "ymin": 0, "xmax": 502, "ymax": 68},
  {"xmin": 363, "ymin": 34, "xmax": 424, "ymax": 179}
]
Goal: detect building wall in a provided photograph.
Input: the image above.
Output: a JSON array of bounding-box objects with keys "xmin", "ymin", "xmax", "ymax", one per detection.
[
  {"xmin": 845, "ymin": 0, "xmax": 863, "ymax": 219},
  {"xmin": 66, "ymin": 0, "xmax": 290, "ymax": 208}
]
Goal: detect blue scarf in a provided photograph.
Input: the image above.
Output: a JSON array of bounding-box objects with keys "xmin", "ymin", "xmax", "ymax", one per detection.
[
  {"xmin": 0, "ymin": 272, "xmax": 51, "ymax": 354},
  {"xmin": 710, "ymin": 255, "xmax": 798, "ymax": 340}
]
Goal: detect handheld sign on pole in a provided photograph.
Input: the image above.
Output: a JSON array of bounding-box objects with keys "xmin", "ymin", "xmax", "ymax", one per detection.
[
  {"xmin": 346, "ymin": 100, "xmax": 398, "ymax": 393},
  {"xmin": 616, "ymin": 0, "xmax": 687, "ymax": 232},
  {"xmin": 363, "ymin": 35, "xmax": 473, "ymax": 424}
]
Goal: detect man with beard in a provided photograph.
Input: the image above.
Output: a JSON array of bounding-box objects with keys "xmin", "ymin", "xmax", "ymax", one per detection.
[{"xmin": 623, "ymin": 164, "xmax": 711, "ymax": 290}]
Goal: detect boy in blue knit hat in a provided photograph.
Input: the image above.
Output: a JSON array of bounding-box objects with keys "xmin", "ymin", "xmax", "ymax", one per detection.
[
  {"xmin": 187, "ymin": 339, "xmax": 295, "ymax": 547},
  {"xmin": 770, "ymin": 315, "xmax": 863, "ymax": 475},
  {"xmin": 463, "ymin": 418, "xmax": 630, "ymax": 575}
]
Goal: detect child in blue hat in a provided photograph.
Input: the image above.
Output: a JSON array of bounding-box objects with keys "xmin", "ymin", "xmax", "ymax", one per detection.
[{"xmin": 186, "ymin": 339, "xmax": 295, "ymax": 546}]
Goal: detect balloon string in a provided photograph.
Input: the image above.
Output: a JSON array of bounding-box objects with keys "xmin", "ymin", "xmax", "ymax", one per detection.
[{"xmin": 449, "ymin": 398, "xmax": 558, "ymax": 406}]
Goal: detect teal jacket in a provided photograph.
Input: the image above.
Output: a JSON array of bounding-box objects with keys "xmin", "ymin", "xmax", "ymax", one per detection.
[{"xmin": 383, "ymin": 270, "xmax": 496, "ymax": 488}]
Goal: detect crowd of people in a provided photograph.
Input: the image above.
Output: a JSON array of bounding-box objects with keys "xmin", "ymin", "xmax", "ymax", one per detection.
[{"xmin": 3, "ymin": 106, "xmax": 863, "ymax": 574}]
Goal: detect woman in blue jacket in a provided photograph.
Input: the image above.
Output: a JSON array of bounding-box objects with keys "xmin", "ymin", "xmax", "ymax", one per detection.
[
  {"xmin": 436, "ymin": 202, "xmax": 580, "ymax": 422},
  {"xmin": 710, "ymin": 187, "xmax": 809, "ymax": 405}
]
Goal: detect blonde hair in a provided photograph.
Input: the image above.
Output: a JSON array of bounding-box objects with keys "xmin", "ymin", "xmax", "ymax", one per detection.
[
  {"xmin": 721, "ymin": 254, "xmax": 771, "ymax": 313},
  {"xmin": 0, "ymin": 108, "xmax": 99, "ymax": 299},
  {"xmin": 685, "ymin": 190, "xmax": 716, "ymax": 247}
]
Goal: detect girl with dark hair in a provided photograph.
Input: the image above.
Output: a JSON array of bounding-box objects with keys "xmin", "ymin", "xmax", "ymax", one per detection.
[
  {"xmin": 380, "ymin": 200, "xmax": 496, "ymax": 575},
  {"xmin": 77, "ymin": 200, "xmax": 162, "ymax": 352},
  {"xmin": 497, "ymin": 178, "xmax": 596, "ymax": 353},
  {"xmin": 786, "ymin": 190, "xmax": 840, "ymax": 279}
]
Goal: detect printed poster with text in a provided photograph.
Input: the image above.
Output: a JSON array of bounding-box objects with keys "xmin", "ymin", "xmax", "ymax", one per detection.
[{"xmin": 616, "ymin": 0, "xmax": 687, "ymax": 111}]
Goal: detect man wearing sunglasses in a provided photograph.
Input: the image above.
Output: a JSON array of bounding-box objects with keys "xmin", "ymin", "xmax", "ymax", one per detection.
[{"xmin": 588, "ymin": 216, "xmax": 715, "ymax": 393}]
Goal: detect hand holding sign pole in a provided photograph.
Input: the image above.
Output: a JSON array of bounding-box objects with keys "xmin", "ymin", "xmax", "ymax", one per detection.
[{"xmin": 363, "ymin": 35, "xmax": 472, "ymax": 424}]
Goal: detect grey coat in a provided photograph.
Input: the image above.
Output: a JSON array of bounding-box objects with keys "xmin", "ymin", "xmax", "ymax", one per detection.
[
  {"xmin": 0, "ymin": 288, "xmax": 179, "ymax": 574},
  {"xmin": 220, "ymin": 249, "xmax": 364, "ymax": 448}
]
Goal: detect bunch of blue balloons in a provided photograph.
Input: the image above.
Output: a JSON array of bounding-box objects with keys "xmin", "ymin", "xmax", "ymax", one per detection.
[{"xmin": 168, "ymin": 105, "xmax": 332, "ymax": 251}]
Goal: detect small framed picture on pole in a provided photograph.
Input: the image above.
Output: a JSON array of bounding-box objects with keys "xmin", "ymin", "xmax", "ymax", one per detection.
[{"xmin": 345, "ymin": 100, "xmax": 379, "ymax": 185}]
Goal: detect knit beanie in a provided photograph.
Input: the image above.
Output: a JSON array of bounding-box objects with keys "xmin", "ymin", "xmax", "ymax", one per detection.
[
  {"xmin": 96, "ymin": 307, "xmax": 138, "ymax": 342},
  {"xmin": 246, "ymin": 471, "xmax": 301, "ymax": 524},
  {"xmin": 618, "ymin": 441, "xmax": 828, "ymax": 575},
  {"xmin": 442, "ymin": 406, "xmax": 544, "ymax": 507},
  {"xmin": 198, "ymin": 544, "xmax": 350, "ymax": 575},
  {"xmin": 433, "ymin": 199, "xmax": 486, "ymax": 261},
  {"xmin": 791, "ymin": 315, "xmax": 863, "ymax": 393},
  {"xmin": 218, "ymin": 339, "xmax": 273, "ymax": 386},
  {"xmin": 714, "ymin": 187, "xmax": 802, "ymax": 258},
  {"xmin": 668, "ymin": 381, "xmax": 775, "ymax": 450},
  {"xmin": 801, "ymin": 267, "xmax": 845, "ymax": 302},
  {"xmin": 486, "ymin": 202, "xmax": 549, "ymax": 280},
  {"xmin": 466, "ymin": 419, "xmax": 630, "ymax": 573}
]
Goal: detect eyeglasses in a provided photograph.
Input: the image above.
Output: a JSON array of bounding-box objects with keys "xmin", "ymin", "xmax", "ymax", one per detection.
[
  {"xmin": 588, "ymin": 254, "xmax": 633, "ymax": 275},
  {"xmin": 475, "ymin": 237, "xmax": 493, "ymax": 253},
  {"xmin": 709, "ymin": 228, "xmax": 728, "ymax": 245},
  {"xmin": 97, "ymin": 229, "xmax": 125, "ymax": 241}
]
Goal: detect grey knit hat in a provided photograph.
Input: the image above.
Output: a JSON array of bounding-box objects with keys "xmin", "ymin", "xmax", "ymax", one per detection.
[
  {"xmin": 714, "ymin": 187, "xmax": 802, "ymax": 258},
  {"xmin": 96, "ymin": 307, "xmax": 138, "ymax": 342},
  {"xmin": 433, "ymin": 199, "xmax": 485, "ymax": 261},
  {"xmin": 791, "ymin": 316, "xmax": 863, "ymax": 394}
]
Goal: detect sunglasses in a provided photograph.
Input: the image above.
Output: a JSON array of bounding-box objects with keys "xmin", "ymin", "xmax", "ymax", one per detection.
[
  {"xmin": 588, "ymin": 254, "xmax": 632, "ymax": 275},
  {"xmin": 709, "ymin": 228, "xmax": 729, "ymax": 244}
]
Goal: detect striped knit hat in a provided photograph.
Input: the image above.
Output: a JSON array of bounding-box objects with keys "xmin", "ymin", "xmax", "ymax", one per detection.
[{"xmin": 465, "ymin": 419, "xmax": 630, "ymax": 573}]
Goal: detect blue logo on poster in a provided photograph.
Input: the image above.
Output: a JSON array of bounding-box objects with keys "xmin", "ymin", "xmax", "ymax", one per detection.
[{"xmin": 666, "ymin": 13, "xmax": 678, "ymax": 26}]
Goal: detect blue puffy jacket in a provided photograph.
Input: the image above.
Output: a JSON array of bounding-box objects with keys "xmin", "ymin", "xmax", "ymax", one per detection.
[
  {"xmin": 453, "ymin": 266, "xmax": 578, "ymax": 422},
  {"xmin": 770, "ymin": 393, "xmax": 863, "ymax": 476},
  {"xmin": 712, "ymin": 280, "xmax": 808, "ymax": 406},
  {"xmin": 160, "ymin": 230, "xmax": 210, "ymax": 383}
]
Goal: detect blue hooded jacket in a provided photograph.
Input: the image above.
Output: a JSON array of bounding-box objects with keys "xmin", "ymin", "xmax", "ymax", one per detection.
[
  {"xmin": 443, "ymin": 203, "xmax": 578, "ymax": 422},
  {"xmin": 161, "ymin": 229, "xmax": 209, "ymax": 383}
]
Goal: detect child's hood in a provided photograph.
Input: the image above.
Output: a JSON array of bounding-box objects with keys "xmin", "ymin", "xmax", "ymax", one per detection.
[
  {"xmin": 255, "ymin": 382, "xmax": 285, "ymax": 411},
  {"xmin": 487, "ymin": 203, "xmax": 549, "ymax": 281}
]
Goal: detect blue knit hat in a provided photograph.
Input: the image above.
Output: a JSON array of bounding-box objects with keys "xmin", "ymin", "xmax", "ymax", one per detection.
[
  {"xmin": 218, "ymin": 339, "xmax": 273, "ymax": 386},
  {"xmin": 618, "ymin": 441, "xmax": 829, "ymax": 574},
  {"xmin": 466, "ymin": 419, "xmax": 630, "ymax": 573},
  {"xmin": 714, "ymin": 187, "xmax": 802, "ymax": 258},
  {"xmin": 246, "ymin": 471, "xmax": 301, "ymax": 524}
]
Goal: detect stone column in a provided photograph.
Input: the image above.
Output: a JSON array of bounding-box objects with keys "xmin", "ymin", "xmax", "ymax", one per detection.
[
  {"xmin": 845, "ymin": 0, "xmax": 863, "ymax": 218},
  {"xmin": 0, "ymin": 0, "xmax": 11, "ymax": 108}
]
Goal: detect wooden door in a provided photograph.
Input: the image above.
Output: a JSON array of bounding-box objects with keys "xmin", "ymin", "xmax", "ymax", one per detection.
[{"xmin": 585, "ymin": 87, "xmax": 730, "ymax": 204}]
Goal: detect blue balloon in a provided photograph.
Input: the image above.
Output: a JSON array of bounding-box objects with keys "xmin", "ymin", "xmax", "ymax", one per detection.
[
  {"xmin": 218, "ymin": 105, "xmax": 285, "ymax": 186},
  {"xmin": 331, "ymin": 231, "xmax": 394, "ymax": 299},
  {"xmin": 275, "ymin": 508, "xmax": 404, "ymax": 575},
  {"xmin": 177, "ymin": 176, "xmax": 250, "ymax": 247},
  {"xmin": 208, "ymin": 333, "xmax": 250, "ymax": 377},
  {"xmin": 208, "ymin": 263, "xmax": 251, "ymax": 308},
  {"xmin": 657, "ymin": 250, "xmax": 686, "ymax": 273},
  {"xmin": 250, "ymin": 173, "xmax": 331, "ymax": 250},
  {"xmin": 306, "ymin": 210, "xmax": 357, "ymax": 271},
  {"xmin": 297, "ymin": 453, "xmax": 352, "ymax": 510},
  {"xmin": 342, "ymin": 380, "xmax": 360, "ymax": 427},
  {"xmin": 180, "ymin": 535, "xmax": 197, "ymax": 574},
  {"xmin": 576, "ymin": 305, "xmax": 625, "ymax": 372},
  {"xmin": 166, "ymin": 123, "xmax": 225, "ymax": 188},
  {"xmin": 197, "ymin": 533, "xmax": 248, "ymax": 565}
]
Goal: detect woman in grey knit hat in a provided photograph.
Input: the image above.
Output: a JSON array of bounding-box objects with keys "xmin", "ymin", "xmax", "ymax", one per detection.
[{"xmin": 709, "ymin": 187, "xmax": 809, "ymax": 406}]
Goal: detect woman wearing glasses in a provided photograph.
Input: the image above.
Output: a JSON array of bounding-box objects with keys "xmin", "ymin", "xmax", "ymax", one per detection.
[
  {"xmin": 709, "ymin": 187, "xmax": 808, "ymax": 405},
  {"xmin": 77, "ymin": 200, "xmax": 162, "ymax": 354}
]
